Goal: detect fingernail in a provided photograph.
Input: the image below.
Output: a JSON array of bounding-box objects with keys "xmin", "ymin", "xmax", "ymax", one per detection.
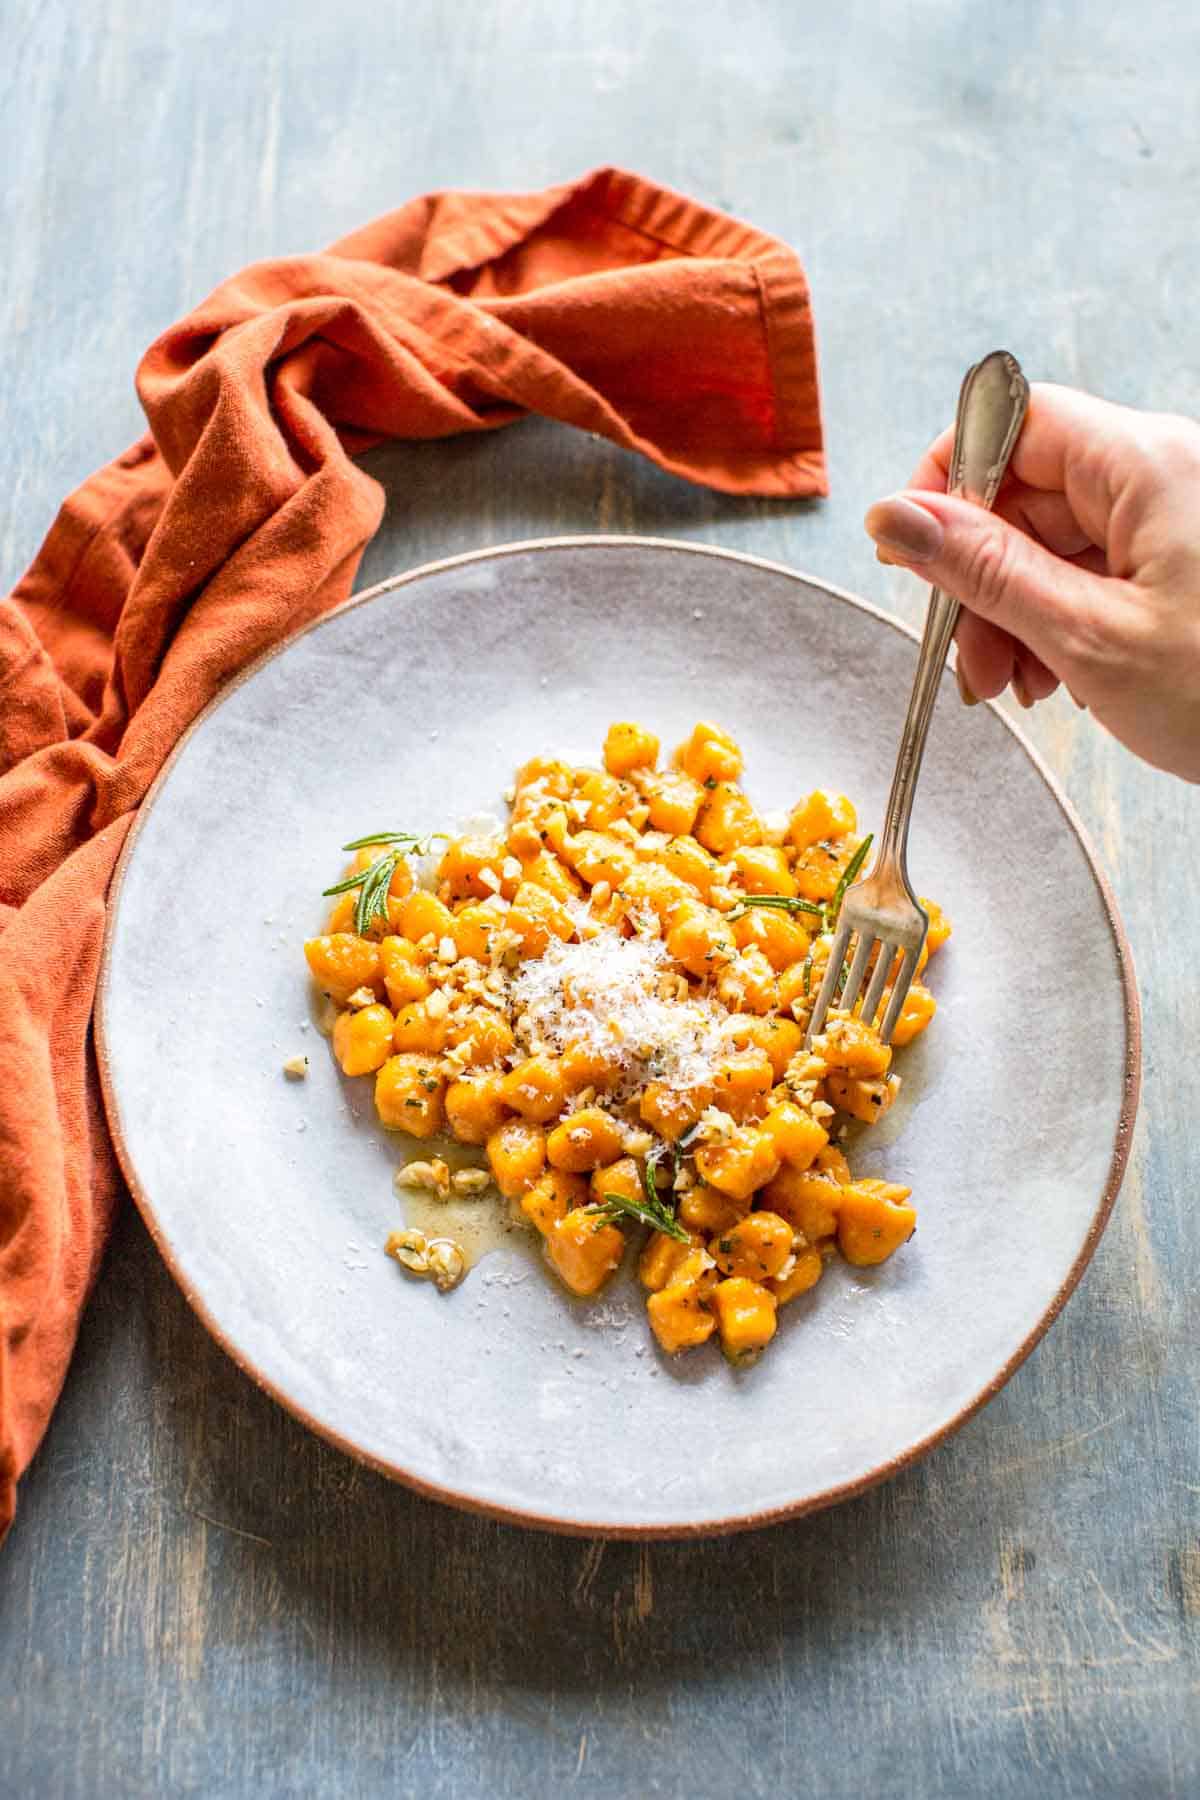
[
  {"xmin": 1011, "ymin": 673, "xmax": 1035, "ymax": 710},
  {"xmin": 875, "ymin": 547, "xmax": 900, "ymax": 567},
  {"xmin": 956, "ymin": 663, "xmax": 979, "ymax": 707},
  {"xmin": 864, "ymin": 496, "xmax": 944, "ymax": 564}
]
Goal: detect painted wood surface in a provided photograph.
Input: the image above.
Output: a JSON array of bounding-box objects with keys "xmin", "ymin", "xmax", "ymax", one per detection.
[{"xmin": 2, "ymin": 2, "xmax": 1198, "ymax": 1795}]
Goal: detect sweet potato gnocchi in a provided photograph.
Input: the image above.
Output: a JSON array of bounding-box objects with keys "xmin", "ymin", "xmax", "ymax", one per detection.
[{"xmin": 303, "ymin": 721, "xmax": 949, "ymax": 1365}]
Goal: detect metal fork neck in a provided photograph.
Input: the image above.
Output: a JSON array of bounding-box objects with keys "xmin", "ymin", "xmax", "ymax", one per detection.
[{"xmin": 875, "ymin": 589, "xmax": 960, "ymax": 882}]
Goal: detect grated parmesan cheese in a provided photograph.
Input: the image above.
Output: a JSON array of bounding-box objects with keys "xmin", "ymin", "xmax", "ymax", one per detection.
[{"xmin": 511, "ymin": 926, "xmax": 729, "ymax": 1097}]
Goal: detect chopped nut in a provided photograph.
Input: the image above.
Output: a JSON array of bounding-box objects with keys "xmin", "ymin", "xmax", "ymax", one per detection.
[
  {"xmin": 622, "ymin": 1128, "xmax": 654, "ymax": 1157},
  {"xmin": 478, "ymin": 865, "xmax": 501, "ymax": 892},
  {"xmin": 425, "ymin": 986, "xmax": 450, "ymax": 1020},
  {"xmin": 451, "ymin": 1167, "xmax": 491, "ymax": 1196},
  {"xmin": 811, "ymin": 1100, "xmax": 835, "ymax": 1122},
  {"xmin": 696, "ymin": 1105, "xmax": 737, "ymax": 1142},
  {"xmin": 501, "ymin": 856, "xmax": 522, "ymax": 881},
  {"xmin": 386, "ymin": 1229, "xmax": 430, "ymax": 1273},
  {"xmin": 502, "ymin": 786, "xmax": 516, "ymax": 805},
  {"xmin": 282, "ymin": 1054, "xmax": 309, "ymax": 1079},
  {"xmin": 346, "ymin": 985, "xmax": 376, "ymax": 1010},
  {"xmin": 394, "ymin": 1159, "xmax": 452, "ymax": 1198},
  {"xmin": 673, "ymin": 1165, "xmax": 695, "ymax": 1192},
  {"xmin": 438, "ymin": 935, "xmax": 459, "ymax": 965},
  {"xmin": 427, "ymin": 1238, "xmax": 466, "ymax": 1291},
  {"xmin": 316, "ymin": 997, "xmax": 340, "ymax": 1037}
]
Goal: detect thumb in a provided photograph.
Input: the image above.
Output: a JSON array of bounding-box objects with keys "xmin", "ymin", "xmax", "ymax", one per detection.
[{"xmin": 864, "ymin": 489, "xmax": 1100, "ymax": 670}]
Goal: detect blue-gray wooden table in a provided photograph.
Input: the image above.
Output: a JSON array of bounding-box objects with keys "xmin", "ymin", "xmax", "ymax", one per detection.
[{"xmin": 3, "ymin": 3, "xmax": 1198, "ymax": 1796}]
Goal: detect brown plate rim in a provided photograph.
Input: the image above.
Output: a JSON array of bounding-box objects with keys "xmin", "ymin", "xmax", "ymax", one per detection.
[{"xmin": 94, "ymin": 534, "xmax": 1142, "ymax": 1540}]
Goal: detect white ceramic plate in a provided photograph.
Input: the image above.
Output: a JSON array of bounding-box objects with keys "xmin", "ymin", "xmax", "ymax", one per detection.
[{"xmin": 97, "ymin": 538, "xmax": 1139, "ymax": 1537}]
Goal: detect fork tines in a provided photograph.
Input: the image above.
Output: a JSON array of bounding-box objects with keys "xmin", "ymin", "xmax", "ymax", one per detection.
[{"xmin": 807, "ymin": 921, "xmax": 921, "ymax": 1046}]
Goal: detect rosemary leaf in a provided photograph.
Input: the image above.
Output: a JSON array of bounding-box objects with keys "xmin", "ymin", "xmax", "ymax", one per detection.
[
  {"xmin": 322, "ymin": 868, "xmax": 382, "ymax": 898},
  {"xmin": 341, "ymin": 830, "xmax": 423, "ymax": 851},
  {"xmin": 354, "ymin": 851, "xmax": 399, "ymax": 935},
  {"xmin": 341, "ymin": 829, "xmax": 450, "ymax": 853},
  {"xmin": 828, "ymin": 832, "xmax": 874, "ymax": 921},
  {"xmin": 727, "ymin": 894, "xmax": 825, "ymax": 921}
]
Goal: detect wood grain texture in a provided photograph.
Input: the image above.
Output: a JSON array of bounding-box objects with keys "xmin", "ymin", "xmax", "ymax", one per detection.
[{"xmin": 2, "ymin": 0, "xmax": 1198, "ymax": 1795}]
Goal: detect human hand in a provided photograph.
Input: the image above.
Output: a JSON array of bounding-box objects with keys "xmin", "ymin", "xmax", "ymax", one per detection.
[{"xmin": 864, "ymin": 382, "xmax": 1200, "ymax": 782}]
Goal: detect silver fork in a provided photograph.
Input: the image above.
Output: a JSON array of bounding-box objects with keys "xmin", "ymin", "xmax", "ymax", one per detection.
[{"xmin": 806, "ymin": 349, "xmax": 1031, "ymax": 1046}]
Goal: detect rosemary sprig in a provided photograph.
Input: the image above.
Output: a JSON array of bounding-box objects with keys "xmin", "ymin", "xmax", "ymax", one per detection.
[
  {"xmin": 321, "ymin": 829, "xmax": 446, "ymax": 935},
  {"xmin": 726, "ymin": 834, "xmax": 874, "ymax": 936},
  {"xmin": 584, "ymin": 1136, "xmax": 692, "ymax": 1243},
  {"xmin": 727, "ymin": 894, "xmax": 825, "ymax": 921},
  {"xmin": 586, "ymin": 1190, "xmax": 691, "ymax": 1244}
]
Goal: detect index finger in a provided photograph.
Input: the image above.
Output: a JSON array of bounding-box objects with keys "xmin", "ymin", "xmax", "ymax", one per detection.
[{"xmin": 905, "ymin": 380, "xmax": 1136, "ymax": 496}]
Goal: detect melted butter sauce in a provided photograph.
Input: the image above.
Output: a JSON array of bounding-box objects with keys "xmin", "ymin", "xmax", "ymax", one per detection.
[{"xmin": 395, "ymin": 1138, "xmax": 539, "ymax": 1272}]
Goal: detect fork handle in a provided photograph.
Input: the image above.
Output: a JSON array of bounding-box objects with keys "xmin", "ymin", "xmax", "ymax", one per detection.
[{"xmin": 874, "ymin": 351, "xmax": 1031, "ymax": 879}]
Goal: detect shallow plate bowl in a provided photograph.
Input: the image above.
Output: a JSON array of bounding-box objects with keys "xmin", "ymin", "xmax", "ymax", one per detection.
[{"xmin": 97, "ymin": 538, "xmax": 1139, "ymax": 1536}]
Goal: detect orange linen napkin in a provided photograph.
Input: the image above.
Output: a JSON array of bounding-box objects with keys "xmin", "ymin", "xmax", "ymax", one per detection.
[{"xmin": 0, "ymin": 166, "xmax": 824, "ymax": 1541}]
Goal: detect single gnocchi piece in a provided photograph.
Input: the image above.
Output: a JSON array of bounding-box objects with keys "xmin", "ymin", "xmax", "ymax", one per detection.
[
  {"xmin": 638, "ymin": 1230, "xmax": 702, "ymax": 1292},
  {"xmin": 640, "ymin": 1080, "xmax": 713, "ymax": 1143},
  {"xmin": 731, "ymin": 845, "xmax": 796, "ymax": 897},
  {"xmin": 486, "ymin": 1119, "xmax": 547, "ymax": 1199},
  {"xmin": 761, "ymin": 1163, "xmax": 843, "ymax": 1242},
  {"xmin": 678, "ymin": 1184, "xmax": 745, "ymax": 1237},
  {"xmin": 445, "ymin": 1072, "xmax": 510, "ymax": 1145},
  {"xmin": 816, "ymin": 1012, "xmax": 893, "ymax": 1077},
  {"xmin": 638, "ymin": 767, "xmax": 704, "ymax": 836},
  {"xmin": 378, "ymin": 935, "xmax": 431, "ymax": 1009},
  {"xmin": 646, "ymin": 1270, "xmax": 718, "ymax": 1354},
  {"xmin": 676, "ymin": 720, "xmax": 743, "ymax": 786},
  {"xmin": 546, "ymin": 1107, "xmax": 627, "ymax": 1173},
  {"xmin": 374, "ymin": 1055, "xmax": 446, "ymax": 1136},
  {"xmin": 521, "ymin": 1168, "xmax": 589, "ymax": 1237},
  {"xmin": 694, "ymin": 1125, "xmax": 781, "ymax": 1201},
  {"xmin": 826, "ymin": 1070, "xmax": 900, "ymax": 1124},
  {"xmin": 711, "ymin": 1276, "xmax": 778, "ymax": 1364},
  {"xmin": 709, "ymin": 1211, "xmax": 794, "ymax": 1281},
  {"xmin": 332, "ymin": 1003, "xmax": 395, "ymax": 1076},
  {"xmin": 604, "ymin": 720, "xmax": 660, "ymax": 777},
  {"xmin": 836, "ymin": 1181, "xmax": 917, "ymax": 1266},
  {"xmin": 889, "ymin": 982, "xmax": 937, "ymax": 1047},
  {"xmin": 760, "ymin": 1102, "xmax": 829, "ymax": 1170},
  {"xmin": 695, "ymin": 782, "xmax": 762, "ymax": 857},
  {"xmin": 304, "ymin": 933, "xmax": 383, "ymax": 1004},
  {"xmin": 546, "ymin": 1208, "xmax": 625, "ymax": 1296},
  {"xmin": 788, "ymin": 789, "xmax": 857, "ymax": 853},
  {"xmin": 499, "ymin": 1054, "xmax": 568, "ymax": 1122},
  {"xmin": 710, "ymin": 1049, "xmax": 775, "ymax": 1122},
  {"xmin": 771, "ymin": 1246, "xmax": 825, "ymax": 1304}
]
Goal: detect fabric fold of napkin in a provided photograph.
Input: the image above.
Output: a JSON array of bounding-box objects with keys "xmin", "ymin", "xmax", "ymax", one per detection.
[{"xmin": 0, "ymin": 165, "xmax": 825, "ymax": 1540}]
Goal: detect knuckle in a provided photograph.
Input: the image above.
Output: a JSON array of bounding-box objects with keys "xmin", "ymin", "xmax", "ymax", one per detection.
[{"xmin": 956, "ymin": 526, "xmax": 1016, "ymax": 616}]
